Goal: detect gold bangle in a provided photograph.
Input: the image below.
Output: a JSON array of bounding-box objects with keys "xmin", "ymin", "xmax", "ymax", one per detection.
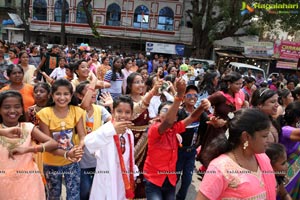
[
  {"xmin": 42, "ymin": 144, "xmax": 46, "ymax": 153},
  {"xmin": 64, "ymin": 151, "xmax": 68, "ymax": 159}
]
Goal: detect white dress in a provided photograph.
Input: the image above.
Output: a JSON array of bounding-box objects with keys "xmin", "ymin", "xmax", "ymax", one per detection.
[{"xmin": 84, "ymin": 121, "xmax": 138, "ymax": 200}]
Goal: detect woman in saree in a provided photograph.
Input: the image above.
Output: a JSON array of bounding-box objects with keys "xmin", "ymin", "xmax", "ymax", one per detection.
[
  {"xmin": 279, "ymin": 101, "xmax": 300, "ymax": 199},
  {"xmin": 126, "ymin": 72, "xmax": 161, "ymax": 198}
]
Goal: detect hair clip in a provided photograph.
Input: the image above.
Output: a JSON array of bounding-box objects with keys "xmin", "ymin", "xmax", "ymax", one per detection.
[
  {"xmin": 227, "ymin": 112, "xmax": 234, "ymax": 119},
  {"xmin": 259, "ymin": 88, "xmax": 269, "ymax": 97},
  {"xmin": 225, "ymin": 129, "xmax": 229, "ymax": 140}
]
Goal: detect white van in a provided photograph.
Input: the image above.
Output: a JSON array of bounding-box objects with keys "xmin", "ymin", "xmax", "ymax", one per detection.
[{"xmin": 228, "ymin": 62, "xmax": 266, "ymax": 80}]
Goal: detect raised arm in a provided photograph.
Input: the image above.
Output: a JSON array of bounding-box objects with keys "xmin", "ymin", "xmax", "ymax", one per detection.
[
  {"xmin": 183, "ymin": 99, "xmax": 210, "ymax": 126},
  {"xmin": 158, "ymin": 78, "xmax": 186, "ymax": 134}
]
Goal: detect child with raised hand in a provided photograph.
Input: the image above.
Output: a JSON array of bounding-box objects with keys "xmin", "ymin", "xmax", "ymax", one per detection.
[
  {"xmin": 0, "ymin": 90, "xmax": 57, "ymax": 200},
  {"xmin": 266, "ymin": 143, "xmax": 292, "ymax": 200},
  {"xmin": 37, "ymin": 78, "xmax": 85, "ymax": 200},
  {"xmin": 144, "ymin": 78, "xmax": 211, "ymax": 199},
  {"xmin": 75, "ymin": 72, "xmax": 112, "ymax": 200},
  {"xmin": 84, "ymin": 95, "xmax": 138, "ymax": 200}
]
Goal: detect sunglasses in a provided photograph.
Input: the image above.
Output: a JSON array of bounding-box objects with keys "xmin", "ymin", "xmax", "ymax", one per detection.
[
  {"xmin": 185, "ymin": 94, "xmax": 198, "ymax": 99},
  {"xmin": 120, "ymin": 135, "xmax": 126, "ymax": 154},
  {"xmin": 160, "ymin": 107, "xmax": 169, "ymax": 113}
]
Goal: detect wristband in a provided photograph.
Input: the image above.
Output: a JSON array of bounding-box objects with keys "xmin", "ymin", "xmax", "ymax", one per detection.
[{"xmin": 174, "ymin": 96, "xmax": 184, "ymax": 101}]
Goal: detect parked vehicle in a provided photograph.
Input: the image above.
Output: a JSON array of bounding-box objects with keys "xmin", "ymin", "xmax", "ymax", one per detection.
[{"xmin": 228, "ymin": 62, "xmax": 266, "ymax": 80}]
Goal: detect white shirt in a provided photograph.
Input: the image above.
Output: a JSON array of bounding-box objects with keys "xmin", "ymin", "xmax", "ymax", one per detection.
[
  {"xmin": 84, "ymin": 121, "xmax": 138, "ymax": 200},
  {"xmin": 49, "ymin": 67, "xmax": 66, "ymax": 79},
  {"xmin": 148, "ymin": 91, "xmax": 174, "ymax": 118}
]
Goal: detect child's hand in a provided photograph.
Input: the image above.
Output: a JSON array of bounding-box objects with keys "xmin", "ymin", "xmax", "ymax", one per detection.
[
  {"xmin": 1, "ymin": 127, "xmax": 22, "ymax": 138},
  {"xmin": 200, "ymin": 99, "xmax": 211, "ymax": 110},
  {"xmin": 207, "ymin": 116, "xmax": 227, "ymax": 128},
  {"xmin": 113, "ymin": 121, "xmax": 134, "ymax": 135},
  {"xmin": 67, "ymin": 146, "xmax": 84, "ymax": 162},
  {"xmin": 9, "ymin": 147, "xmax": 30, "ymax": 159},
  {"xmin": 175, "ymin": 78, "xmax": 186, "ymax": 97},
  {"xmin": 100, "ymin": 92, "xmax": 113, "ymax": 107}
]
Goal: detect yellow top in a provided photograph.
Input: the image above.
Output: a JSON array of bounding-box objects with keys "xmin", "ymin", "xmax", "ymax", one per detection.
[{"xmin": 37, "ymin": 105, "xmax": 84, "ymax": 166}]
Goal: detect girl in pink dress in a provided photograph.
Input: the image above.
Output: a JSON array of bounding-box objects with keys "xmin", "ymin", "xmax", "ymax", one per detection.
[{"xmin": 0, "ymin": 90, "xmax": 57, "ymax": 199}]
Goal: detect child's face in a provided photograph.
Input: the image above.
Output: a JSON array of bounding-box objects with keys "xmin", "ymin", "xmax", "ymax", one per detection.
[
  {"xmin": 76, "ymin": 62, "xmax": 89, "ymax": 78},
  {"xmin": 65, "ymin": 68, "xmax": 73, "ymax": 77},
  {"xmin": 140, "ymin": 69, "xmax": 148, "ymax": 80},
  {"xmin": 80, "ymin": 84, "xmax": 97, "ymax": 103},
  {"xmin": 52, "ymin": 86, "xmax": 72, "ymax": 108},
  {"xmin": 0, "ymin": 96, "xmax": 23, "ymax": 126},
  {"xmin": 34, "ymin": 86, "xmax": 49, "ymax": 105},
  {"xmin": 59, "ymin": 59, "xmax": 66, "ymax": 67},
  {"xmin": 273, "ymin": 153, "xmax": 288, "ymax": 177},
  {"xmin": 113, "ymin": 102, "xmax": 132, "ymax": 122}
]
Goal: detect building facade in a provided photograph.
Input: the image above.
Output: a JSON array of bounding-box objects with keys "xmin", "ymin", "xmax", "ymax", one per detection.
[{"xmin": 27, "ymin": 0, "xmax": 193, "ymax": 53}]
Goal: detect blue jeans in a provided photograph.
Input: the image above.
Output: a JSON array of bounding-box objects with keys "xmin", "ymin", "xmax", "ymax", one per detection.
[
  {"xmin": 44, "ymin": 163, "xmax": 80, "ymax": 200},
  {"xmin": 176, "ymin": 147, "xmax": 197, "ymax": 200},
  {"xmin": 80, "ymin": 168, "xmax": 95, "ymax": 200},
  {"xmin": 145, "ymin": 177, "xmax": 175, "ymax": 200}
]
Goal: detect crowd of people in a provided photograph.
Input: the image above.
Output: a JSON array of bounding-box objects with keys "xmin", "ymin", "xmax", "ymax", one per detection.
[{"xmin": 0, "ymin": 39, "xmax": 300, "ymax": 200}]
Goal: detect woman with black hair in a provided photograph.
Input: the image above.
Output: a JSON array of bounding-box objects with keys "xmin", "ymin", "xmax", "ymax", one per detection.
[
  {"xmin": 276, "ymin": 88, "xmax": 294, "ymax": 117},
  {"xmin": 198, "ymin": 72, "xmax": 247, "ymax": 168},
  {"xmin": 104, "ymin": 57, "xmax": 124, "ymax": 99},
  {"xmin": 196, "ymin": 109, "xmax": 276, "ymax": 200},
  {"xmin": 251, "ymin": 87, "xmax": 280, "ymax": 143}
]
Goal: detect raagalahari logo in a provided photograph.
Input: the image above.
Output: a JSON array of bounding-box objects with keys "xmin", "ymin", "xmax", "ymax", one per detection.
[{"xmin": 241, "ymin": 2, "xmax": 299, "ymax": 15}]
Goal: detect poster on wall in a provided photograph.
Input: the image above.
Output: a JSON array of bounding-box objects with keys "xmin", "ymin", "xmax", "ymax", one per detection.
[{"xmin": 244, "ymin": 42, "xmax": 273, "ymax": 57}]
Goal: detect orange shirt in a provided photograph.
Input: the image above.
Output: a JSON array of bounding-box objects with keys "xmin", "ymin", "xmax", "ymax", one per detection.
[
  {"xmin": 144, "ymin": 121, "xmax": 186, "ymax": 187},
  {"xmin": 0, "ymin": 84, "xmax": 35, "ymax": 112}
]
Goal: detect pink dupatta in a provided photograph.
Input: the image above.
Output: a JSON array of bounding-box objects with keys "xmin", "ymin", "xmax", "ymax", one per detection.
[
  {"xmin": 256, "ymin": 153, "xmax": 277, "ymax": 200},
  {"xmin": 220, "ymin": 90, "xmax": 245, "ymax": 110}
]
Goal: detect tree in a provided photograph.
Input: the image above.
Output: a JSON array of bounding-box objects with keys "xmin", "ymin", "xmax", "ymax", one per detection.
[
  {"xmin": 60, "ymin": 0, "xmax": 66, "ymax": 45},
  {"xmin": 188, "ymin": 0, "xmax": 300, "ymax": 59},
  {"xmin": 82, "ymin": 0, "xmax": 101, "ymax": 39},
  {"xmin": 21, "ymin": 0, "xmax": 31, "ymax": 42}
]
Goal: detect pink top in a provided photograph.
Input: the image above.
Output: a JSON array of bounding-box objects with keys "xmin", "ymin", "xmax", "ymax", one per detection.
[
  {"xmin": 220, "ymin": 90, "xmax": 245, "ymax": 110},
  {"xmin": 0, "ymin": 123, "xmax": 45, "ymax": 199},
  {"xmin": 199, "ymin": 154, "xmax": 276, "ymax": 200}
]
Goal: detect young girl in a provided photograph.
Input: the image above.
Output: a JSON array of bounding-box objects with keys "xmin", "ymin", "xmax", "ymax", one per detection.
[
  {"xmin": 75, "ymin": 74, "xmax": 112, "ymax": 200},
  {"xmin": 266, "ymin": 143, "xmax": 292, "ymax": 200},
  {"xmin": 0, "ymin": 90, "xmax": 57, "ymax": 199},
  {"xmin": 84, "ymin": 95, "xmax": 138, "ymax": 200},
  {"xmin": 37, "ymin": 79, "xmax": 85, "ymax": 199},
  {"xmin": 104, "ymin": 56, "xmax": 124, "ymax": 99},
  {"xmin": 122, "ymin": 57, "xmax": 133, "ymax": 94},
  {"xmin": 27, "ymin": 82, "xmax": 51, "ymax": 125}
]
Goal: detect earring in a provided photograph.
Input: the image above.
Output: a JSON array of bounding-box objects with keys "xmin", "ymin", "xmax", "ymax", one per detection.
[
  {"xmin": 228, "ymin": 85, "xmax": 231, "ymax": 89},
  {"xmin": 243, "ymin": 141, "xmax": 248, "ymax": 150},
  {"xmin": 296, "ymin": 121, "xmax": 300, "ymax": 128}
]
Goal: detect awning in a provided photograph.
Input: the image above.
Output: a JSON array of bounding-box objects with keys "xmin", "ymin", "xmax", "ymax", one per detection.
[
  {"xmin": 8, "ymin": 13, "xmax": 23, "ymax": 26},
  {"xmin": 216, "ymin": 51, "xmax": 244, "ymax": 58}
]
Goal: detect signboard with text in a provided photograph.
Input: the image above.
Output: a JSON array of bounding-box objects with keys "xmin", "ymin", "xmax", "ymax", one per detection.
[
  {"xmin": 274, "ymin": 40, "xmax": 300, "ymax": 60},
  {"xmin": 244, "ymin": 42, "xmax": 273, "ymax": 57},
  {"xmin": 146, "ymin": 42, "xmax": 184, "ymax": 56}
]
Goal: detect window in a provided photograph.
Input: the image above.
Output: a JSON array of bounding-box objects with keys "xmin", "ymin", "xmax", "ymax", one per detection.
[
  {"xmin": 54, "ymin": 0, "xmax": 69, "ymax": 22},
  {"xmin": 76, "ymin": 1, "xmax": 92, "ymax": 24},
  {"xmin": 33, "ymin": 0, "xmax": 47, "ymax": 21},
  {"xmin": 157, "ymin": 7, "xmax": 174, "ymax": 31},
  {"xmin": 106, "ymin": 3, "xmax": 121, "ymax": 26},
  {"xmin": 133, "ymin": 5, "xmax": 149, "ymax": 29}
]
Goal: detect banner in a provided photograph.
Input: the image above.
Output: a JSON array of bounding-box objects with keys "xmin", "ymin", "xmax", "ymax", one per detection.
[
  {"xmin": 146, "ymin": 42, "xmax": 184, "ymax": 55},
  {"xmin": 274, "ymin": 40, "xmax": 300, "ymax": 60},
  {"xmin": 276, "ymin": 60, "xmax": 298, "ymax": 70},
  {"xmin": 244, "ymin": 42, "xmax": 273, "ymax": 57}
]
